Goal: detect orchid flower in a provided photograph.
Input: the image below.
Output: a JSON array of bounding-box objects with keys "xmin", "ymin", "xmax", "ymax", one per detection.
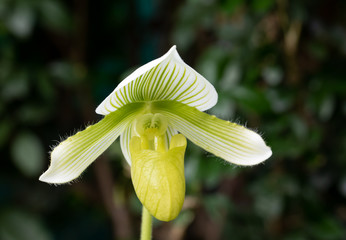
[{"xmin": 40, "ymin": 46, "xmax": 272, "ymax": 222}]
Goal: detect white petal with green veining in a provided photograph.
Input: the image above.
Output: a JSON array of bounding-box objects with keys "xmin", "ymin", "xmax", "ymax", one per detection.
[
  {"xmin": 39, "ymin": 102, "xmax": 145, "ymax": 184},
  {"xmin": 120, "ymin": 124, "xmax": 135, "ymax": 166},
  {"xmin": 120, "ymin": 123, "xmax": 178, "ymax": 165},
  {"xmin": 153, "ymin": 100, "xmax": 272, "ymax": 165},
  {"xmin": 96, "ymin": 46, "xmax": 217, "ymax": 115}
]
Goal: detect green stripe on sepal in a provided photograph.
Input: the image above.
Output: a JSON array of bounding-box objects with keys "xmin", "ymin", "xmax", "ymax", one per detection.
[
  {"xmin": 130, "ymin": 134, "xmax": 187, "ymax": 221},
  {"xmin": 153, "ymin": 100, "xmax": 272, "ymax": 166},
  {"xmin": 39, "ymin": 102, "xmax": 145, "ymax": 184},
  {"xmin": 96, "ymin": 46, "xmax": 218, "ymax": 115}
]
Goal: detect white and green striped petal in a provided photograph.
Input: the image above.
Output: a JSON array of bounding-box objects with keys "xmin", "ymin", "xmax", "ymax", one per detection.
[
  {"xmin": 120, "ymin": 123, "xmax": 178, "ymax": 165},
  {"xmin": 40, "ymin": 102, "xmax": 145, "ymax": 184},
  {"xmin": 153, "ymin": 101, "xmax": 272, "ymax": 166},
  {"xmin": 96, "ymin": 46, "xmax": 218, "ymax": 115},
  {"xmin": 120, "ymin": 123, "xmax": 135, "ymax": 166}
]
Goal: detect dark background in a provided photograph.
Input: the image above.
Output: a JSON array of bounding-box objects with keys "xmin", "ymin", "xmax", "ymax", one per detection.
[{"xmin": 1, "ymin": 0, "xmax": 346, "ymax": 239}]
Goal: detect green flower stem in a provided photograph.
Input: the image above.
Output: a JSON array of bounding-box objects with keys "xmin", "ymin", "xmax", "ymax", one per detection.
[{"xmin": 140, "ymin": 206, "xmax": 152, "ymax": 240}]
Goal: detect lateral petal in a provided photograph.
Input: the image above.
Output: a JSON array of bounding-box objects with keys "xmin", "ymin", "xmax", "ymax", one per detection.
[
  {"xmin": 153, "ymin": 101, "xmax": 272, "ymax": 166},
  {"xmin": 39, "ymin": 102, "xmax": 144, "ymax": 184}
]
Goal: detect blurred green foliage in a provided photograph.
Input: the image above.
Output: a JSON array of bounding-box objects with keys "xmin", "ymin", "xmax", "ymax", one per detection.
[{"xmin": 1, "ymin": 0, "xmax": 346, "ymax": 239}]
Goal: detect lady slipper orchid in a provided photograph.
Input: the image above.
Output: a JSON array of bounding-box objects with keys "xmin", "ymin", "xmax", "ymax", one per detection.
[{"xmin": 40, "ymin": 46, "xmax": 272, "ymax": 221}]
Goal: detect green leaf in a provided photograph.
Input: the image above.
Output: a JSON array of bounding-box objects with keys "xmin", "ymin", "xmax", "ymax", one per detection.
[
  {"xmin": 38, "ymin": 0, "xmax": 71, "ymax": 32},
  {"xmin": 251, "ymin": 0, "xmax": 274, "ymax": 13},
  {"xmin": 0, "ymin": 209, "xmax": 52, "ymax": 240},
  {"xmin": 6, "ymin": 3, "xmax": 35, "ymax": 38},
  {"xmin": 0, "ymin": 119, "xmax": 12, "ymax": 148},
  {"xmin": 1, "ymin": 72, "xmax": 28, "ymax": 101},
  {"xmin": 11, "ymin": 132, "xmax": 44, "ymax": 177},
  {"xmin": 308, "ymin": 217, "xmax": 345, "ymax": 239},
  {"xmin": 221, "ymin": 0, "xmax": 244, "ymax": 14}
]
